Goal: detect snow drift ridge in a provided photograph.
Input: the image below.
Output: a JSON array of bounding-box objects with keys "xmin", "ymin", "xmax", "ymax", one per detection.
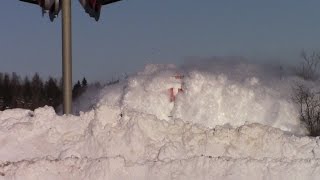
[{"xmin": 1, "ymin": 60, "xmax": 318, "ymax": 180}]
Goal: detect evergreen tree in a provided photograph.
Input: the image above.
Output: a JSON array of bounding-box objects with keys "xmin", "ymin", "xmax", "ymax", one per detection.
[
  {"xmin": 0, "ymin": 72, "xmax": 90, "ymax": 112},
  {"xmin": 72, "ymin": 80, "xmax": 82, "ymax": 99},
  {"xmin": 44, "ymin": 77, "xmax": 61, "ymax": 109},
  {"xmin": 0, "ymin": 73, "xmax": 4, "ymax": 110},
  {"xmin": 3, "ymin": 73, "xmax": 11, "ymax": 109},
  {"xmin": 22, "ymin": 77, "xmax": 32, "ymax": 109},
  {"xmin": 31, "ymin": 73, "xmax": 44, "ymax": 109},
  {"xmin": 0, "ymin": 73, "xmax": 3, "ymax": 90},
  {"xmin": 10, "ymin": 72, "xmax": 21, "ymax": 108},
  {"xmin": 81, "ymin": 77, "xmax": 88, "ymax": 87}
]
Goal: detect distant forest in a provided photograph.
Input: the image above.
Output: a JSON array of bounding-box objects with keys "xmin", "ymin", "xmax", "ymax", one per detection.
[{"xmin": 0, "ymin": 72, "xmax": 89, "ymax": 111}]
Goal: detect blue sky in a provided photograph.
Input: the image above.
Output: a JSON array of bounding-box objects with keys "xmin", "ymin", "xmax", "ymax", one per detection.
[{"xmin": 1, "ymin": 0, "xmax": 320, "ymax": 82}]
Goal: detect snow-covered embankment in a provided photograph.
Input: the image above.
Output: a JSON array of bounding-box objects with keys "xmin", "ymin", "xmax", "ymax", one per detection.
[{"xmin": 1, "ymin": 61, "xmax": 320, "ymax": 180}]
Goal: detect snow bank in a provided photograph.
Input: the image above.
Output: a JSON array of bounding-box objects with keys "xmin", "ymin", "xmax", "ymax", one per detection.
[
  {"xmin": 2, "ymin": 156, "xmax": 320, "ymax": 180},
  {"xmin": 0, "ymin": 106, "xmax": 320, "ymax": 180},
  {"xmin": 1, "ymin": 60, "xmax": 319, "ymax": 179}
]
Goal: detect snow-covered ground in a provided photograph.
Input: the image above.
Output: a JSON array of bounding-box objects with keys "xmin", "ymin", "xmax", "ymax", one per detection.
[{"xmin": 1, "ymin": 59, "xmax": 320, "ymax": 180}]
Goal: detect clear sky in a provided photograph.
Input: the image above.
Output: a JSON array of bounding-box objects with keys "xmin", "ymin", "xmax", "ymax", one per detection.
[{"xmin": 1, "ymin": 0, "xmax": 320, "ymax": 82}]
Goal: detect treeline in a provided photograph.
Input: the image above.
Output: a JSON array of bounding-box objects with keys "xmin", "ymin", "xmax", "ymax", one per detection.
[{"xmin": 0, "ymin": 72, "xmax": 88, "ymax": 111}]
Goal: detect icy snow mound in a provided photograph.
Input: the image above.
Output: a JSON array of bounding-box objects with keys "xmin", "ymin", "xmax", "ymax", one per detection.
[
  {"xmin": 2, "ymin": 156, "xmax": 320, "ymax": 180},
  {"xmin": 1, "ymin": 61, "xmax": 317, "ymax": 179},
  {"xmin": 0, "ymin": 106, "xmax": 318, "ymax": 163},
  {"xmin": 0, "ymin": 106, "xmax": 320, "ymax": 179},
  {"xmin": 97, "ymin": 62, "xmax": 304, "ymax": 134}
]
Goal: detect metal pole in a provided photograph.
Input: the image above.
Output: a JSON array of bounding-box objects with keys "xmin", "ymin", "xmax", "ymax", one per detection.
[{"xmin": 62, "ymin": 0, "xmax": 72, "ymax": 114}]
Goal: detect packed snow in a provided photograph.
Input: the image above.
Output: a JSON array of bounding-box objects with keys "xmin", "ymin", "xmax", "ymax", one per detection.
[{"xmin": 1, "ymin": 59, "xmax": 320, "ymax": 180}]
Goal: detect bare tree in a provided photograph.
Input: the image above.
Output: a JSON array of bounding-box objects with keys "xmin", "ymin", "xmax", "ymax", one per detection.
[
  {"xmin": 296, "ymin": 50, "xmax": 320, "ymax": 81},
  {"xmin": 292, "ymin": 84, "xmax": 320, "ymax": 136}
]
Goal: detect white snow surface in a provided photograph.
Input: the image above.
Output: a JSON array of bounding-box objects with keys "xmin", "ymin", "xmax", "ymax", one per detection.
[{"xmin": 1, "ymin": 60, "xmax": 320, "ymax": 180}]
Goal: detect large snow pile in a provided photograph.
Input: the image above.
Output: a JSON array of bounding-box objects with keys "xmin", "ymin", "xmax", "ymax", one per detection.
[{"xmin": 1, "ymin": 60, "xmax": 320, "ymax": 180}]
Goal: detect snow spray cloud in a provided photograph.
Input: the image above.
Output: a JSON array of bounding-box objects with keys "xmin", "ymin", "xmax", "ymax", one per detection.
[{"xmin": 91, "ymin": 57, "xmax": 306, "ymax": 134}]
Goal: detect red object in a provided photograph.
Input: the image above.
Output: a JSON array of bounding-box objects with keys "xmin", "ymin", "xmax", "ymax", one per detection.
[
  {"xmin": 174, "ymin": 74, "xmax": 184, "ymax": 79},
  {"xmin": 168, "ymin": 74, "xmax": 184, "ymax": 102},
  {"xmin": 89, "ymin": 0, "xmax": 101, "ymax": 10},
  {"xmin": 169, "ymin": 87, "xmax": 184, "ymax": 102},
  {"xmin": 169, "ymin": 88, "xmax": 175, "ymax": 102}
]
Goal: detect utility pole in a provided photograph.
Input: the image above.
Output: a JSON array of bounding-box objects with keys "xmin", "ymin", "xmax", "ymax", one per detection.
[
  {"xmin": 20, "ymin": 0, "xmax": 123, "ymax": 114},
  {"xmin": 62, "ymin": 0, "xmax": 72, "ymax": 114}
]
